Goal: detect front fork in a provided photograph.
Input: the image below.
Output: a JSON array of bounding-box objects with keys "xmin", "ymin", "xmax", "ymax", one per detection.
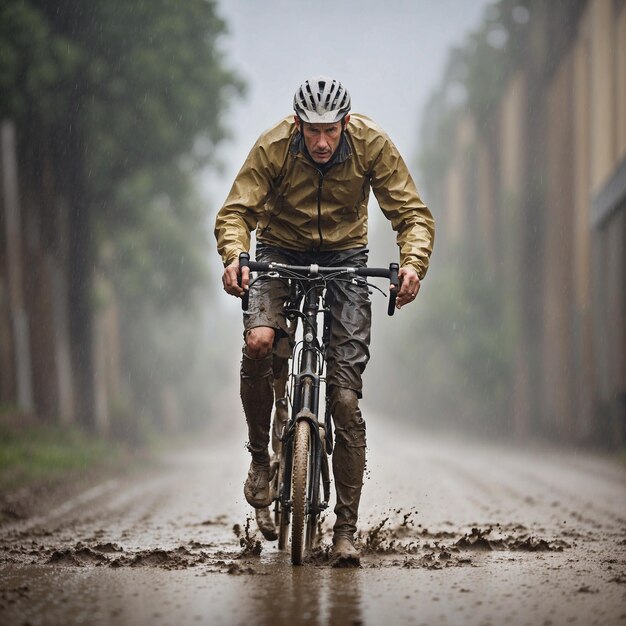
[{"xmin": 280, "ymin": 372, "xmax": 330, "ymax": 518}]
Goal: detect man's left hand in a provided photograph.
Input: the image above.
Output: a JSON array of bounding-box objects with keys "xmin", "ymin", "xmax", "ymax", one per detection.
[{"xmin": 394, "ymin": 267, "xmax": 421, "ymax": 309}]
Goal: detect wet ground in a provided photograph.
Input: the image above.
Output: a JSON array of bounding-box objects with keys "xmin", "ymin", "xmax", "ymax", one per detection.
[{"xmin": 1, "ymin": 412, "xmax": 625, "ymax": 626}]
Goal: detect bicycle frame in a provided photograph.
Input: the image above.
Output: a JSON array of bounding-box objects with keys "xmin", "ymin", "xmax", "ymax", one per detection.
[
  {"xmin": 238, "ymin": 252, "xmax": 398, "ymax": 564},
  {"xmin": 279, "ymin": 279, "xmax": 330, "ymax": 552}
]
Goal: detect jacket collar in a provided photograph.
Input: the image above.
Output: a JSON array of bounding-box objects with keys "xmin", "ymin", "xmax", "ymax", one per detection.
[{"xmin": 289, "ymin": 130, "xmax": 352, "ymax": 169}]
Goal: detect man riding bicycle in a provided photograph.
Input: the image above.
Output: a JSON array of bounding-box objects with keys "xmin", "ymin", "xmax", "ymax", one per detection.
[{"xmin": 215, "ymin": 76, "xmax": 434, "ymax": 566}]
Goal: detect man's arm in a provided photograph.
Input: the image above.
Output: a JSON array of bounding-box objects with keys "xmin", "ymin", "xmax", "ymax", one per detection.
[
  {"xmin": 369, "ymin": 132, "xmax": 435, "ymax": 302},
  {"xmin": 214, "ymin": 144, "xmax": 271, "ymax": 298},
  {"xmin": 215, "ymin": 118, "xmax": 293, "ymax": 278},
  {"xmin": 215, "ymin": 128, "xmax": 286, "ymax": 300},
  {"xmin": 214, "ymin": 149, "xmax": 270, "ymax": 268}
]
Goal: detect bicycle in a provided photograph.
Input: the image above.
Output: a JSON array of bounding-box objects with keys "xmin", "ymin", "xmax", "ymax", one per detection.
[{"xmin": 239, "ymin": 251, "xmax": 399, "ymax": 565}]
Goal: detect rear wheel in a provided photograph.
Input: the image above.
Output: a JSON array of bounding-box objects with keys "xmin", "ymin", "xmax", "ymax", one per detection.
[{"xmin": 291, "ymin": 420, "xmax": 310, "ymax": 565}]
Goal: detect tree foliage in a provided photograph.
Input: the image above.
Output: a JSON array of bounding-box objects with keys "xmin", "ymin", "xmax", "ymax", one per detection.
[
  {"xmin": 0, "ymin": 0, "xmax": 243, "ymax": 432},
  {"xmin": 1, "ymin": 0, "xmax": 242, "ymax": 295},
  {"xmin": 418, "ymin": 0, "xmax": 530, "ymax": 197}
]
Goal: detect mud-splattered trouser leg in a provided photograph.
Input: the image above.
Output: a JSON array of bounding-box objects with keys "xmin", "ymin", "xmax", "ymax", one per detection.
[
  {"xmin": 240, "ymin": 246, "xmax": 294, "ymax": 462},
  {"xmin": 323, "ymin": 249, "xmax": 371, "ymax": 539},
  {"xmin": 271, "ymin": 355, "xmax": 290, "ymax": 455},
  {"xmin": 330, "ymin": 387, "xmax": 367, "ymax": 539},
  {"xmin": 240, "ymin": 351, "xmax": 274, "ymax": 463}
]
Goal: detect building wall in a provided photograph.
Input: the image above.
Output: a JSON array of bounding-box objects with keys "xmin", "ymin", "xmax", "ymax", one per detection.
[
  {"xmin": 433, "ymin": 0, "xmax": 625, "ymax": 445},
  {"xmin": 572, "ymin": 7, "xmax": 595, "ymax": 441},
  {"xmin": 544, "ymin": 50, "xmax": 576, "ymax": 440}
]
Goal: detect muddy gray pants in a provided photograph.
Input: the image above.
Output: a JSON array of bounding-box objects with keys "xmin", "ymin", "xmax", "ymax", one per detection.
[
  {"xmin": 241, "ymin": 245, "xmax": 371, "ymax": 536},
  {"xmin": 329, "ymin": 386, "xmax": 366, "ymax": 539},
  {"xmin": 243, "ymin": 245, "xmax": 372, "ymax": 395}
]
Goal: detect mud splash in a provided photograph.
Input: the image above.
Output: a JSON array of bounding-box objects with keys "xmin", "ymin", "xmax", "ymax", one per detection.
[
  {"xmin": 47, "ymin": 546, "xmax": 110, "ymax": 567},
  {"xmin": 355, "ymin": 512, "xmax": 571, "ymax": 561},
  {"xmin": 280, "ymin": 509, "xmax": 574, "ymax": 570},
  {"xmin": 358, "ymin": 512, "xmax": 421, "ymax": 555},
  {"xmin": 42, "ymin": 542, "xmax": 214, "ymax": 569},
  {"xmin": 0, "ymin": 508, "xmax": 575, "ymax": 575},
  {"xmin": 303, "ymin": 545, "xmax": 332, "ymax": 565},
  {"xmin": 0, "ymin": 513, "xmax": 268, "ymax": 574},
  {"xmin": 455, "ymin": 527, "xmax": 570, "ymax": 552},
  {"xmin": 233, "ymin": 517, "xmax": 262, "ymax": 558}
]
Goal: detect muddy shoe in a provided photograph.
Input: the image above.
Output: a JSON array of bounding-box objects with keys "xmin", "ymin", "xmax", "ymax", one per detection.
[
  {"xmin": 244, "ymin": 459, "xmax": 273, "ymax": 508},
  {"xmin": 255, "ymin": 507, "xmax": 278, "ymax": 541},
  {"xmin": 330, "ymin": 535, "xmax": 361, "ymax": 568}
]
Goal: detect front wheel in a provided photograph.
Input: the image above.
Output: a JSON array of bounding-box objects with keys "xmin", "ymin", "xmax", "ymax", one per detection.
[{"xmin": 291, "ymin": 420, "xmax": 310, "ymax": 565}]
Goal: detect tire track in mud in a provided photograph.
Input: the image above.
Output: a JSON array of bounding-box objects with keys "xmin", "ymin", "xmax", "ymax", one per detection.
[
  {"xmin": 430, "ymin": 455, "xmax": 625, "ymax": 537},
  {"xmin": 421, "ymin": 442, "xmax": 626, "ymax": 561},
  {"xmin": 474, "ymin": 452, "xmax": 625, "ymax": 524},
  {"xmin": 367, "ymin": 422, "xmax": 626, "ymax": 530},
  {"xmin": 1, "ymin": 422, "xmax": 626, "ymax": 626}
]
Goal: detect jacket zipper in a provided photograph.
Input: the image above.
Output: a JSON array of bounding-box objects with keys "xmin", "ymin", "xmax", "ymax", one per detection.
[{"xmin": 317, "ymin": 171, "xmax": 324, "ymax": 247}]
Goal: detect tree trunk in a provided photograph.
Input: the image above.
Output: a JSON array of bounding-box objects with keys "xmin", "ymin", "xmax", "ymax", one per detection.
[
  {"xmin": 1, "ymin": 119, "xmax": 34, "ymax": 414},
  {"xmin": 65, "ymin": 112, "xmax": 95, "ymax": 430}
]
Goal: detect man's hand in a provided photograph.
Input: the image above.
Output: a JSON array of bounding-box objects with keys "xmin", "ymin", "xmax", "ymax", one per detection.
[
  {"xmin": 222, "ymin": 259, "xmax": 250, "ymax": 298},
  {"xmin": 394, "ymin": 267, "xmax": 421, "ymax": 310}
]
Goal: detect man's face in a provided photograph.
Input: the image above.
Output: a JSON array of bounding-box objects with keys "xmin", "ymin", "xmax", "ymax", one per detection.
[{"xmin": 295, "ymin": 116, "xmax": 350, "ymax": 165}]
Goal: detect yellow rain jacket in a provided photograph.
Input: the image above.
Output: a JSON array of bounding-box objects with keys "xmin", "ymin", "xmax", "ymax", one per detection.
[{"xmin": 215, "ymin": 114, "xmax": 435, "ymax": 278}]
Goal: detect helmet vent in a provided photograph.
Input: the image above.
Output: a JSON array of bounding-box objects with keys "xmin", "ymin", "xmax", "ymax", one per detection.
[{"xmin": 293, "ymin": 76, "xmax": 351, "ymax": 124}]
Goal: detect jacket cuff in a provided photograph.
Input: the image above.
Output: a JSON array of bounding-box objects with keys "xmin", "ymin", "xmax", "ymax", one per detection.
[
  {"xmin": 223, "ymin": 250, "xmax": 242, "ymax": 267},
  {"xmin": 400, "ymin": 258, "xmax": 427, "ymax": 280}
]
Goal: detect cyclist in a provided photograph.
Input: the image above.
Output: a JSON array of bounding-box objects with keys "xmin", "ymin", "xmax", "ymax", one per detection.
[{"xmin": 215, "ymin": 76, "xmax": 434, "ymax": 566}]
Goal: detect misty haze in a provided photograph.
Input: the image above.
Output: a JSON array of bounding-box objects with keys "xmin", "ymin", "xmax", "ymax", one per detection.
[{"xmin": 1, "ymin": 1, "xmax": 625, "ymax": 625}]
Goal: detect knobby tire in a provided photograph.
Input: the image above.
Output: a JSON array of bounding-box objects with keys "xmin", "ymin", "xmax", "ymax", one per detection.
[{"xmin": 291, "ymin": 420, "xmax": 310, "ymax": 565}]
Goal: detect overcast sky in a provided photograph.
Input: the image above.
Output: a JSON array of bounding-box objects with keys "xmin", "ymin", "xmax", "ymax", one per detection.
[{"xmin": 207, "ymin": 0, "xmax": 492, "ymax": 204}]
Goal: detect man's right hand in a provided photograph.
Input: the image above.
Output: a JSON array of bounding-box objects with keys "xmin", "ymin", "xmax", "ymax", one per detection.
[{"xmin": 222, "ymin": 259, "xmax": 250, "ymax": 298}]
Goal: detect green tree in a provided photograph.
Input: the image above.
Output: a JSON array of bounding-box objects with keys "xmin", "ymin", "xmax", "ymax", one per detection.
[{"xmin": 0, "ymin": 0, "xmax": 243, "ymax": 431}]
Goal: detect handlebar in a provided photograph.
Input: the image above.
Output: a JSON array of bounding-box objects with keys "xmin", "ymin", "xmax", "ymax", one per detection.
[{"xmin": 239, "ymin": 252, "xmax": 399, "ymax": 316}]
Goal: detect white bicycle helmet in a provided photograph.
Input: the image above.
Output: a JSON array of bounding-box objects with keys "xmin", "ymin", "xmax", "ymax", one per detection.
[{"xmin": 293, "ymin": 76, "xmax": 351, "ymax": 123}]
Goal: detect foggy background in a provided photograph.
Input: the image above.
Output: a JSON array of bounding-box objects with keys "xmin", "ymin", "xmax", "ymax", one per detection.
[
  {"xmin": 1, "ymin": 0, "xmax": 624, "ymax": 451},
  {"xmin": 207, "ymin": 0, "xmax": 491, "ymax": 435},
  {"xmin": 2, "ymin": 5, "xmax": 625, "ymax": 622}
]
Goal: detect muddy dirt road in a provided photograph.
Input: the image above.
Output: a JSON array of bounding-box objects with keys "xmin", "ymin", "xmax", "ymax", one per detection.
[{"xmin": 1, "ymin": 412, "xmax": 625, "ymax": 626}]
